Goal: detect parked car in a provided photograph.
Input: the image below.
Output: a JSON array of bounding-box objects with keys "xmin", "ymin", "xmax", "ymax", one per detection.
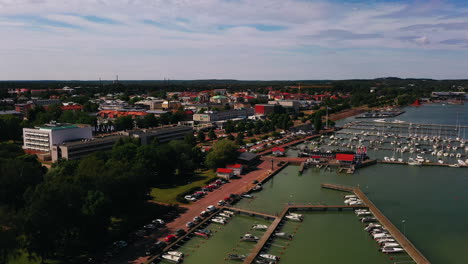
[
  {"xmin": 143, "ymin": 224, "xmax": 157, "ymax": 230},
  {"xmin": 186, "ymin": 221, "xmax": 195, "ymax": 228},
  {"xmin": 145, "ymin": 241, "xmax": 166, "ymax": 256},
  {"xmin": 217, "ymin": 200, "xmax": 226, "ymax": 206},
  {"xmin": 152, "ymin": 219, "xmax": 165, "ymax": 226},
  {"xmin": 175, "ymin": 228, "xmax": 186, "ymax": 236},
  {"xmin": 184, "ymin": 195, "xmax": 197, "ymax": 201},
  {"xmin": 193, "ymin": 216, "xmax": 202, "ymax": 223},
  {"xmin": 207, "ymin": 205, "xmax": 217, "ymax": 212},
  {"xmin": 200, "ymin": 210, "xmax": 209, "ymax": 217},
  {"xmin": 164, "ymin": 235, "xmax": 176, "ymax": 243}
]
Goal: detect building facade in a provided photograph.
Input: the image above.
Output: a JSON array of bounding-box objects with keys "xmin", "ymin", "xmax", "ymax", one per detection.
[
  {"xmin": 51, "ymin": 135, "xmax": 124, "ymax": 162},
  {"xmin": 193, "ymin": 109, "xmax": 254, "ymax": 122},
  {"xmin": 23, "ymin": 124, "xmax": 92, "ymax": 153}
]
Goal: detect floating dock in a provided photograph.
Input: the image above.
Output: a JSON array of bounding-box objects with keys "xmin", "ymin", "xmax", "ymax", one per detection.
[{"xmin": 321, "ymin": 183, "xmax": 431, "ymax": 264}]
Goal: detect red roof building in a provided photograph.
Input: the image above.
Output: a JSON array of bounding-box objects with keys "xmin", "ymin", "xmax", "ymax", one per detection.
[
  {"xmin": 336, "ymin": 154, "xmax": 355, "ymax": 162},
  {"xmin": 226, "ymin": 164, "xmax": 243, "ymax": 176},
  {"xmin": 216, "ymin": 168, "xmax": 234, "ymax": 180},
  {"xmin": 61, "ymin": 105, "xmax": 83, "ymax": 111}
]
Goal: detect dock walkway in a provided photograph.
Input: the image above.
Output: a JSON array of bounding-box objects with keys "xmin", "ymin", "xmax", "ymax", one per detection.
[{"xmin": 243, "ymin": 207, "xmax": 289, "ymax": 264}]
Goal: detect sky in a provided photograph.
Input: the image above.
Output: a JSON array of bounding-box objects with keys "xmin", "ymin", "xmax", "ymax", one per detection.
[{"xmin": 1, "ymin": 0, "xmax": 468, "ymax": 80}]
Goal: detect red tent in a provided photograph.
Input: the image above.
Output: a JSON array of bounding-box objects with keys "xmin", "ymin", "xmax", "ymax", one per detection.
[{"xmin": 410, "ymin": 99, "xmax": 421, "ymax": 106}]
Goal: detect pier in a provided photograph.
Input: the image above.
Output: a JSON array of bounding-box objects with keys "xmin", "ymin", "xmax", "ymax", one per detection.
[
  {"xmin": 224, "ymin": 207, "xmax": 277, "ymax": 220},
  {"xmin": 243, "ymin": 207, "xmax": 288, "ymax": 264},
  {"xmin": 321, "ymin": 183, "xmax": 431, "ymax": 264}
]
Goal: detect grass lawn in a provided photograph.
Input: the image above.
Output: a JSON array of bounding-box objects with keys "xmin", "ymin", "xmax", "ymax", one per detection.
[
  {"xmin": 150, "ymin": 170, "xmax": 217, "ymax": 205},
  {"xmin": 8, "ymin": 250, "xmax": 61, "ymax": 264}
]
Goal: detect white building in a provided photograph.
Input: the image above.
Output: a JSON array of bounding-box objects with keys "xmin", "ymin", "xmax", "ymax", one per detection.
[{"xmin": 23, "ymin": 123, "xmax": 92, "ymax": 153}]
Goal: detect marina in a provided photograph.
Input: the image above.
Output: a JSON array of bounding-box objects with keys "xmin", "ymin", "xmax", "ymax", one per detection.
[{"xmin": 146, "ymin": 103, "xmax": 467, "ymax": 264}]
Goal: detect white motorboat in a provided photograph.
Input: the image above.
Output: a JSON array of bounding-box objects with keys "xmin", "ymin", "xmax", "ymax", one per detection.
[
  {"xmin": 259, "ymin": 254, "xmax": 280, "ymax": 261},
  {"xmin": 252, "ymin": 224, "xmax": 269, "ymax": 230},
  {"xmin": 252, "ymin": 184, "xmax": 263, "ymax": 191},
  {"xmin": 382, "ymin": 242, "xmax": 400, "ymax": 248},
  {"xmin": 222, "ymin": 210, "xmax": 235, "ymax": 216},
  {"xmin": 438, "ymin": 159, "xmax": 444, "ymax": 164},
  {"xmin": 349, "ymin": 200, "xmax": 363, "ymax": 205},
  {"xmin": 228, "ymin": 254, "xmax": 246, "ymax": 261},
  {"xmin": 167, "ymin": 251, "xmax": 184, "ymax": 258},
  {"xmin": 288, "ymin": 213, "xmax": 303, "ymax": 219},
  {"xmin": 373, "ymin": 233, "xmax": 392, "ymax": 239},
  {"xmin": 356, "ymin": 211, "xmax": 372, "ymax": 216},
  {"xmin": 364, "ymin": 223, "xmax": 381, "ymax": 232},
  {"xmin": 285, "ymin": 215, "xmax": 302, "ymax": 222},
  {"xmin": 211, "ymin": 218, "xmax": 227, "ymax": 224},
  {"xmin": 457, "ymin": 159, "xmax": 466, "ymax": 166},
  {"xmin": 376, "ymin": 238, "xmax": 395, "ymax": 244},
  {"xmin": 355, "ymin": 209, "xmax": 368, "ymax": 213},
  {"xmin": 408, "ymin": 158, "xmax": 422, "ymax": 166},
  {"xmin": 161, "ymin": 254, "xmax": 182, "ymax": 263},
  {"xmin": 241, "ymin": 233, "xmax": 259, "ymax": 242},
  {"xmin": 361, "ymin": 217, "xmax": 377, "ymax": 223},
  {"xmin": 274, "ymin": 232, "xmax": 293, "ymax": 240},
  {"xmin": 218, "ymin": 213, "xmax": 231, "ymax": 218},
  {"xmin": 449, "ymin": 164, "xmax": 460, "ymax": 168},
  {"xmin": 381, "ymin": 247, "xmax": 405, "ymax": 253}
]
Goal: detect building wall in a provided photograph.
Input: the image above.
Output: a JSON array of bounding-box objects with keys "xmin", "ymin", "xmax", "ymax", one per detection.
[
  {"xmin": 49, "ymin": 127, "xmax": 93, "ymax": 146},
  {"xmin": 193, "ymin": 109, "xmax": 254, "ymax": 122},
  {"xmin": 52, "ymin": 136, "xmax": 123, "ymax": 162},
  {"xmin": 23, "ymin": 126, "xmax": 92, "ymax": 153}
]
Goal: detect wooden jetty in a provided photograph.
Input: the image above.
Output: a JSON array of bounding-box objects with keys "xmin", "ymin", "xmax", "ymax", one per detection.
[
  {"xmin": 224, "ymin": 206, "xmax": 276, "ymax": 220},
  {"xmin": 321, "ymin": 183, "xmax": 354, "ymax": 192},
  {"xmin": 243, "ymin": 207, "xmax": 288, "ymax": 264},
  {"xmin": 322, "ymin": 183, "xmax": 431, "ymax": 264}
]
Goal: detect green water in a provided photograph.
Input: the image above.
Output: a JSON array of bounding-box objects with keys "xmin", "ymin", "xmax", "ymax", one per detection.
[{"xmin": 265, "ymin": 212, "xmax": 402, "ymax": 264}]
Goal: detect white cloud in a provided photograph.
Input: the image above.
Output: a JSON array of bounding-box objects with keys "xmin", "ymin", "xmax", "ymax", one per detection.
[{"xmin": 0, "ymin": 0, "xmax": 468, "ymax": 79}]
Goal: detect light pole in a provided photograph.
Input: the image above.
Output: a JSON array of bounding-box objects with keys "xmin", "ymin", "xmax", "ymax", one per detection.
[{"xmin": 402, "ymin": 219, "xmax": 406, "ymax": 236}]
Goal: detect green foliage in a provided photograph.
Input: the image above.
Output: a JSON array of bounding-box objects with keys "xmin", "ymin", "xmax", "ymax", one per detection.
[
  {"xmin": 314, "ymin": 112, "xmax": 323, "ymax": 132},
  {"xmin": 196, "ymin": 131, "xmax": 205, "ymax": 142},
  {"xmin": 0, "ymin": 115, "xmax": 22, "ymax": 141},
  {"xmin": 208, "ymin": 129, "xmax": 217, "ymax": 140},
  {"xmin": 205, "ymin": 139, "xmax": 239, "ymax": 169},
  {"xmin": 114, "ymin": 116, "xmax": 134, "ymax": 131}
]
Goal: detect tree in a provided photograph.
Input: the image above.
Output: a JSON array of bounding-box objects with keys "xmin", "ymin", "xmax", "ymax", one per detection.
[
  {"xmin": 143, "ymin": 113, "xmax": 158, "ymax": 128},
  {"xmin": 184, "ymin": 133, "xmax": 196, "ymax": 146},
  {"xmin": 114, "ymin": 116, "xmax": 134, "ymax": 131},
  {"xmin": 205, "ymin": 139, "xmax": 239, "ymax": 169},
  {"xmin": 235, "ymin": 132, "xmax": 244, "ymax": 145},
  {"xmin": 227, "ymin": 134, "xmax": 235, "ymax": 141},
  {"xmin": 196, "ymin": 132, "xmax": 205, "ymax": 142},
  {"xmin": 314, "ymin": 113, "xmax": 322, "ymax": 132},
  {"xmin": 0, "ymin": 115, "xmax": 22, "ymax": 141},
  {"xmin": 208, "ymin": 129, "xmax": 217, "ymax": 140}
]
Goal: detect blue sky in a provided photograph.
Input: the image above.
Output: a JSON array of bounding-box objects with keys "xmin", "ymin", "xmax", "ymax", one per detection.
[{"xmin": 0, "ymin": 0, "xmax": 467, "ymax": 80}]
